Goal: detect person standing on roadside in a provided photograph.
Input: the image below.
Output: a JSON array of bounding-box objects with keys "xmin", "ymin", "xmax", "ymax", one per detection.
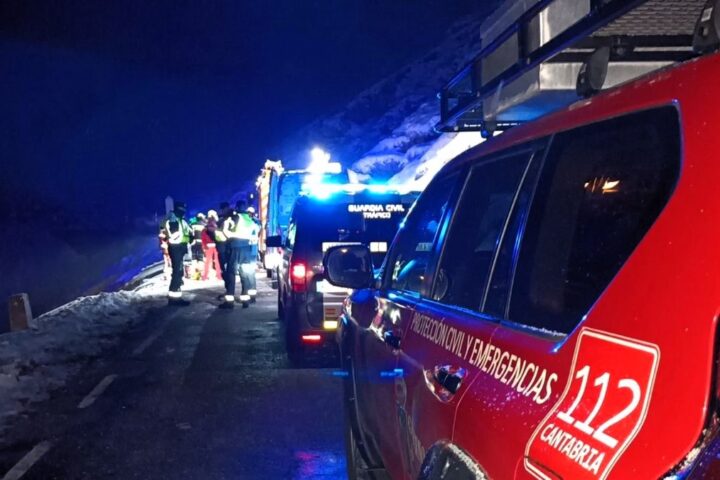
[
  {"xmin": 215, "ymin": 201, "xmax": 230, "ymax": 279},
  {"xmin": 190, "ymin": 213, "xmax": 206, "ymax": 276},
  {"xmin": 158, "ymin": 221, "xmax": 172, "ymax": 278},
  {"xmin": 219, "ymin": 200, "xmax": 257, "ymax": 309},
  {"xmin": 202, "ymin": 210, "xmax": 223, "ymax": 281},
  {"xmin": 165, "ymin": 202, "xmax": 191, "ymax": 306},
  {"xmin": 243, "ymin": 206, "xmax": 260, "ymax": 303}
]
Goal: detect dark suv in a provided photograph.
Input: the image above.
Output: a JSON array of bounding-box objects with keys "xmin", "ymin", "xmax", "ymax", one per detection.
[{"xmin": 271, "ymin": 188, "xmax": 417, "ymax": 363}]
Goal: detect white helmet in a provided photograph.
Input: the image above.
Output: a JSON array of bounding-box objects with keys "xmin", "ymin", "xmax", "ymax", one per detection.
[{"xmin": 207, "ymin": 209, "xmax": 219, "ymax": 221}]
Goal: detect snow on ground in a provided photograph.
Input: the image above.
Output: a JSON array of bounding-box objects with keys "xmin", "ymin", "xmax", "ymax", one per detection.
[
  {"xmin": 0, "ymin": 221, "xmax": 160, "ymax": 333},
  {"xmin": 0, "ymin": 266, "xmax": 198, "ymax": 434},
  {"xmin": 389, "ymin": 131, "xmax": 486, "ymax": 189}
]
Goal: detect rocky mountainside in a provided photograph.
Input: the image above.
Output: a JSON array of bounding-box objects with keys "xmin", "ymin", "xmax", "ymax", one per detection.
[{"xmin": 281, "ymin": 5, "xmax": 500, "ymax": 187}]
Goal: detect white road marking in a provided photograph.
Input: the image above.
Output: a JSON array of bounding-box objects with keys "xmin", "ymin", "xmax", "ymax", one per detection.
[
  {"xmin": 77, "ymin": 374, "xmax": 118, "ymax": 409},
  {"xmin": 131, "ymin": 309, "xmax": 183, "ymax": 357},
  {"xmin": 132, "ymin": 329, "xmax": 164, "ymax": 357},
  {"xmin": 2, "ymin": 440, "xmax": 52, "ymax": 480}
]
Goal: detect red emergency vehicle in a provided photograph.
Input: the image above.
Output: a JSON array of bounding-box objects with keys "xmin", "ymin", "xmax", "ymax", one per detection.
[{"xmin": 323, "ymin": 0, "xmax": 720, "ymax": 478}]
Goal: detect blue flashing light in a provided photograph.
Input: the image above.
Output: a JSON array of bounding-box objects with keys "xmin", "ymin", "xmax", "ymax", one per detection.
[
  {"xmin": 343, "ymin": 184, "xmax": 366, "ymax": 194},
  {"xmin": 301, "ymin": 179, "xmax": 343, "ymax": 199},
  {"xmin": 367, "ymin": 184, "xmax": 393, "ymax": 194},
  {"xmin": 309, "ymin": 184, "xmax": 336, "ymax": 200},
  {"xmin": 301, "ymin": 178, "xmax": 409, "ymax": 201},
  {"xmin": 309, "ymin": 147, "xmax": 332, "ymax": 173}
]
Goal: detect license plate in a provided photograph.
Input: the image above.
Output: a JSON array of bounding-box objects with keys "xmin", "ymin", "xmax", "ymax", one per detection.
[{"xmin": 316, "ymin": 280, "xmax": 349, "ymax": 294}]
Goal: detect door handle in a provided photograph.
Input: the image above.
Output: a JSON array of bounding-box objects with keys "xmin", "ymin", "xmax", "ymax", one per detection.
[
  {"xmin": 425, "ymin": 365, "xmax": 467, "ymax": 402},
  {"xmin": 434, "ymin": 365, "xmax": 466, "ymax": 394},
  {"xmin": 383, "ymin": 329, "xmax": 401, "ymax": 349}
]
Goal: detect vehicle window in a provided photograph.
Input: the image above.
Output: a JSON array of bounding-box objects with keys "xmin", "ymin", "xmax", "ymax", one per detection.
[
  {"xmin": 507, "ymin": 107, "xmax": 680, "ymax": 334},
  {"xmin": 278, "ymin": 172, "xmax": 349, "ymax": 227},
  {"xmin": 431, "ymin": 154, "xmax": 529, "ymax": 311},
  {"xmin": 386, "ymin": 174, "xmax": 459, "ymax": 295},
  {"xmin": 295, "ymin": 197, "xmax": 413, "ymax": 265},
  {"xmin": 483, "ymin": 149, "xmax": 544, "ymax": 318},
  {"xmin": 286, "ymin": 221, "xmax": 297, "ymax": 248},
  {"xmin": 278, "ymin": 174, "xmax": 304, "ymax": 226}
]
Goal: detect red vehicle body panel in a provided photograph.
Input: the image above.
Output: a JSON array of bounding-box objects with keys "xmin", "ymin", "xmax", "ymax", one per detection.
[{"xmin": 342, "ymin": 52, "xmax": 720, "ymax": 480}]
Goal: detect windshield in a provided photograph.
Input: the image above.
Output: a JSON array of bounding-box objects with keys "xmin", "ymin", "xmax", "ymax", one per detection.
[
  {"xmin": 277, "ymin": 172, "xmax": 347, "ymax": 231},
  {"xmin": 299, "ymin": 199, "xmax": 410, "ymax": 265}
]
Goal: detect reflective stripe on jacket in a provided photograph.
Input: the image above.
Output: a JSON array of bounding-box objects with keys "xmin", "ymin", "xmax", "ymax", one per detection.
[
  {"xmin": 166, "ymin": 219, "xmax": 191, "ymax": 244},
  {"xmin": 223, "ymin": 213, "xmax": 257, "ymax": 241}
]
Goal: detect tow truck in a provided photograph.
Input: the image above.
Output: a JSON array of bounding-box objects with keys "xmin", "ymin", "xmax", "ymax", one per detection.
[
  {"xmin": 256, "ymin": 160, "xmax": 284, "ymax": 279},
  {"xmin": 323, "ymin": 1, "xmax": 720, "ymax": 479}
]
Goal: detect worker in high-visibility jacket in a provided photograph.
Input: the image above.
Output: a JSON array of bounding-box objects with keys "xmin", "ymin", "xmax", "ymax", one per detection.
[
  {"xmin": 244, "ymin": 206, "xmax": 260, "ymax": 303},
  {"xmin": 219, "ymin": 200, "xmax": 258, "ymax": 309},
  {"xmin": 165, "ymin": 202, "xmax": 191, "ymax": 306}
]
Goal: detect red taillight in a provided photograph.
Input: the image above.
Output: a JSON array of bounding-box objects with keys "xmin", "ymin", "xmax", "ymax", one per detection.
[
  {"xmin": 292, "ymin": 263, "xmax": 306, "ymax": 278},
  {"xmin": 291, "ymin": 262, "xmax": 307, "ymax": 292},
  {"xmin": 301, "ymin": 334, "xmax": 322, "ymax": 343}
]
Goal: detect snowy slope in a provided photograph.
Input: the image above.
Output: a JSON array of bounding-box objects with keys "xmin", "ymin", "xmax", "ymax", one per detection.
[
  {"xmin": 0, "ymin": 221, "xmax": 160, "ymax": 333},
  {"xmin": 281, "ymin": 6, "xmax": 499, "ymax": 186},
  {"xmin": 0, "ymin": 272, "xmax": 169, "ymax": 434}
]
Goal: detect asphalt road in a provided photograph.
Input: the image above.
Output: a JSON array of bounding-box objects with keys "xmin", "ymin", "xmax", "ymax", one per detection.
[{"xmin": 0, "ymin": 276, "xmax": 347, "ymax": 479}]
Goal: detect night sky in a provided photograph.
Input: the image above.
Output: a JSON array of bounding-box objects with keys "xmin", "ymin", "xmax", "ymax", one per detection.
[{"xmin": 1, "ymin": 0, "xmax": 481, "ymax": 225}]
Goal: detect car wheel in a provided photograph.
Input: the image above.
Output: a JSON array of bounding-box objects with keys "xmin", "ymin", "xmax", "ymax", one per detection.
[
  {"xmin": 271, "ymin": 268, "xmax": 279, "ymax": 290},
  {"xmin": 345, "ymin": 393, "xmax": 389, "ymax": 479},
  {"xmin": 345, "ymin": 407, "xmax": 373, "ymax": 480},
  {"xmin": 284, "ymin": 309, "xmax": 303, "ymax": 366},
  {"xmin": 285, "ymin": 330, "xmax": 303, "ymax": 365},
  {"xmin": 277, "ymin": 291, "xmax": 285, "ymax": 321},
  {"xmin": 343, "ymin": 355, "xmax": 387, "ymax": 480}
]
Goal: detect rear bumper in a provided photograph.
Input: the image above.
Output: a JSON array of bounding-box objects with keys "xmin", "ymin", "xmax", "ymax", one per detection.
[
  {"xmin": 297, "ymin": 329, "xmax": 337, "ymax": 345},
  {"xmin": 289, "ymin": 291, "xmax": 342, "ymax": 326},
  {"xmin": 288, "ymin": 293, "xmax": 338, "ymax": 339}
]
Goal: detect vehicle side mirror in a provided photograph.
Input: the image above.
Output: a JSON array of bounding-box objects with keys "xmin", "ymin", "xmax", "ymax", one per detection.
[
  {"xmin": 323, "ymin": 245, "xmax": 374, "ymax": 290},
  {"xmin": 576, "ymin": 46, "xmax": 609, "ymax": 98},
  {"xmin": 266, "ymin": 235, "xmax": 283, "ymax": 248},
  {"xmin": 694, "ymin": 0, "xmax": 720, "ymax": 54}
]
